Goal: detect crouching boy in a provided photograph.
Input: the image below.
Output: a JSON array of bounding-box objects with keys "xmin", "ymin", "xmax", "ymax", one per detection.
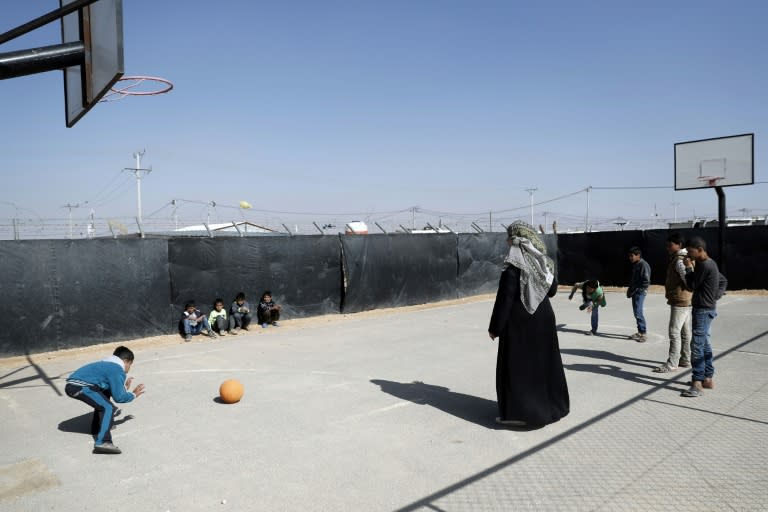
[{"xmin": 65, "ymin": 346, "xmax": 145, "ymax": 454}]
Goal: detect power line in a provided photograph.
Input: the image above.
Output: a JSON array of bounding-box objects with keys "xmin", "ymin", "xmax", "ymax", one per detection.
[{"xmin": 591, "ymin": 185, "xmax": 671, "ymax": 190}]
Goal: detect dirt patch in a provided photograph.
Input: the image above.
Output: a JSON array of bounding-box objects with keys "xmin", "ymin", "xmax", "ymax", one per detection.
[{"xmin": 0, "ymin": 459, "xmax": 60, "ymax": 502}]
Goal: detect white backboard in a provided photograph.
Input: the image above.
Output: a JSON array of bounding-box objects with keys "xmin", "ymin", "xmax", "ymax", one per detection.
[
  {"xmin": 61, "ymin": 0, "xmax": 124, "ymax": 127},
  {"xmin": 674, "ymin": 133, "xmax": 754, "ymax": 190}
]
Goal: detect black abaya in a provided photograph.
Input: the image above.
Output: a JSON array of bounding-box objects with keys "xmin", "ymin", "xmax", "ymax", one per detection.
[{"xmin": 488, "ymin": 266, "xmax": 570, "ymax": 426}]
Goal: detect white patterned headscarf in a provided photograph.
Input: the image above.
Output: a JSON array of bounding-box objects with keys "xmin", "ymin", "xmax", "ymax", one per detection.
[{"xmin": 503, "ymin": 221, "xmax": 555, "ymax": 314}]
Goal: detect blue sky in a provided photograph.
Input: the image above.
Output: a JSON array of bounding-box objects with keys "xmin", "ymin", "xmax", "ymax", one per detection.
[{"xmin": 1, "ymin": 1, "xmax": 766, "ymax": 233}]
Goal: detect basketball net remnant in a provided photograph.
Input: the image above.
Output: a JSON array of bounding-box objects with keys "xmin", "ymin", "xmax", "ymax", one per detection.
[
  {"xmin": 100, "ymin": 75, "xmax": 173, "ymax": 102},
  {"xmin": 697, "ymin": 176, "xmax": 724, "ymax": 187}
]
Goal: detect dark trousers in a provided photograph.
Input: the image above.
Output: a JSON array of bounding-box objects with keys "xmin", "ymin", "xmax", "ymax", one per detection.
[
  {"xmin": 212, "ymin": 315, "xmax": 228, "ymax": 333},
  {"xmin": 65, "ymin": 383, "xmax": 115, "ymax": 445},
  {"xmin": 258, "ymin": 309, "xmax": 280, "ymax": 325},
  {"xmin": 229, "ymin": 312, "xmax": 252, "ymax": 329}
]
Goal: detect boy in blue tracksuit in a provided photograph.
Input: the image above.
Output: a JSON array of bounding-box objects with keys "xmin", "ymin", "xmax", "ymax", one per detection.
[{"xmin": 65, "ymin": 346, "xmax": 145, "ymax": 454}]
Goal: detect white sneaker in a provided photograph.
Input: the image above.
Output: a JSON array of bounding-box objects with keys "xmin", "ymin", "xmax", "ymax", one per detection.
[{"xmin": 93, "ymin": 442, "xmax": 121, "ymax": 454}]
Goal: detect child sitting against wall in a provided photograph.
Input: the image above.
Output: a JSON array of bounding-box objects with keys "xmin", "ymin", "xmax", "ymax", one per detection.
[
  {"xmin": 258, "ymin": 290, "xmax": 282, "ymax": 328},
  {"xmin": 208, "ymin": 298, "xmax": 229, "ymax": 336},
  {"xmin": 569, "ymin": 279, "xmax": 607, "ymax": 336}
]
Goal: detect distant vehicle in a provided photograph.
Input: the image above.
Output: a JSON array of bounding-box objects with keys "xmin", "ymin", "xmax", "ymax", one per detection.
[{"xmin": 345, "ymin": 221, "xmax": 368, "ymax": 235}]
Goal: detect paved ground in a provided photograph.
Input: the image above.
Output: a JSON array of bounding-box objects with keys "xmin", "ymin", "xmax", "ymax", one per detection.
[{"xmin": 1, "ymin": 289, "xmax": 766, "ymax": 511}]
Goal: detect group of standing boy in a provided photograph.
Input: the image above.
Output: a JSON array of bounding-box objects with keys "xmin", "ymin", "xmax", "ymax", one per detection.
[
  {"xmin": 640, "ymin": 234, "xmax": 726, "ymax": 398},
  {"xmin": 568, "ymin": 234, "xmax": 726, "ymax": 398},
  {"xmin": 180, "ymin": 291, "xmax": 282, "ymax": 342}
]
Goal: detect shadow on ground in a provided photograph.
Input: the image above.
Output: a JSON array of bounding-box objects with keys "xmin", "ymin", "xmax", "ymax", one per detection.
[
  {"xmin": 0, "ymin": 353, "xmax": 64, "ymax": 396},
  {"xmin": 556, "ymin": 323, "xmax": 634, "ymax": 340},
  {"xmin": 370, "ymin": 379, "xmax": 508, "ymax": 430},
  {"xmin": 58, "ymin": 411, "xmax": 134, "ymax": 435},
  {"xmin": 561, "ymin": 348, "xmax": 686, "ymax": 391}
]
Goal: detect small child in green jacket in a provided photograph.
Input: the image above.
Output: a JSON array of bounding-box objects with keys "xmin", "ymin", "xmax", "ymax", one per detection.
[
  {"xmin": 569, "ymin": 279, "xmax": 607, "ymax": 336},
  {"xmin": 208, "ymin": 298, "xmax": 229, "ymax": 336}
]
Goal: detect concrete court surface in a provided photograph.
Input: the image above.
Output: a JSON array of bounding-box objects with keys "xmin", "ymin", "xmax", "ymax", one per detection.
[{"xmin": 1, "ymin": 289, "xmax": 766, "ymax": 512}]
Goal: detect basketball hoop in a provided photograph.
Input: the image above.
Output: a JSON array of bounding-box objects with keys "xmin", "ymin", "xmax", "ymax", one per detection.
[
  {"xmin": 697, "ymin": 176, "xmax": 724, "ymax": 187},
  {"xmin": 100, "ymin": 76, "xmax": 174, "ymax": 102}
]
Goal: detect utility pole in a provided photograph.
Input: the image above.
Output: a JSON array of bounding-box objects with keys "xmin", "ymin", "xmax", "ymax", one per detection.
[
  {"xmin": 87, "ymin": 208, "xmax": 95, "ymax": 239},
  {"xmin": 525, "ymin": 188, "xmax": 537, "ymax": 226},
  {"xmin": 585, "ymin": 186, "xmax": 592, "ymax": 232},
  {"xmin": 671, "ymin": 202, "xmax": 680, "ymax": 223},
  {"xmin": 62, "ymin": 202, "xmax": 80, "ymax": 239},
  {"xmin": 124, "ymin": 150, "xmax": 151, "ymax": 224},
  {"xmin": 171, "ymin": 199, "xmax": 178, "ymax": 230},
  {"xmin": 207, "ymin": 201, "xmax": 217, "ymax": 226}
]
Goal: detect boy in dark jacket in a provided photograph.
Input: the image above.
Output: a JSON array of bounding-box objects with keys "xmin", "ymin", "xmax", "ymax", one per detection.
[
  {"xmin": 229, "ymin": 292, "xmax": 252, "ymax": 332},
  {"xmin": 258, "ymin": 290, "xmax": 282, "ymax": 328},
  {"xmin": 627, "ymin": 247, "xmax": 651, "ymax": 342},
  {"xmin": 681, "ymin": 237, "xmax": 727, "ymax": 397},
  {"xmin": 65, "ymin": 346, "xmax": 145, "ymax": 454}
]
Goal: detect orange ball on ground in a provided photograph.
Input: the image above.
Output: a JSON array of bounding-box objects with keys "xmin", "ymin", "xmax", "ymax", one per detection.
[{"xmin": 219, "ymin": 379, "xmax": 244, "ymax": 403}]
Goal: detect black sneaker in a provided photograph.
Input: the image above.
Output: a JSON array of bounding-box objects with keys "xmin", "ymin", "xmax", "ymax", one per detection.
[
  {"xmin": 93, "ymin": 442, "xmax": 121, "ymax": 454},
  {"xmin": 578, "ymin": 302, "xmax": 590, "ymax": 311},
  {"xmin": 184, "ymin": 334, "xmax": 192, "ymax": 342}
]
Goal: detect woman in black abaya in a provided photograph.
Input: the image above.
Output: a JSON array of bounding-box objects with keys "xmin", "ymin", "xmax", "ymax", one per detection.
[{"xmin": 488, "ymin": 221, "xmax": 569, "ymax": 427}]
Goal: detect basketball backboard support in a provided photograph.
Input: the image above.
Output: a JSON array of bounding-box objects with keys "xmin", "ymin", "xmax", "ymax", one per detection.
[
  {"xmin": 61, "ymin": 0, "xmax": 124, "ymax": 127},
  {"xmin": 674, "ymin": 133, "xmax": 754, "ymax": 190}
]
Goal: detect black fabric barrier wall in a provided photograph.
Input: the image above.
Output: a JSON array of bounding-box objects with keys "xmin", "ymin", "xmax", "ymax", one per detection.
[
  {"xmin": 341, "ymin": 234, "xmax": 458, "ymax": 313},
  {"xmin": 1, "ymin": 227, "xmax": 764, "ymax": 357},
  {"xmin": 718, "ymin": 225, "xmax": 768, "ymax": 290},
  {"xmin": 556, "ymin": 226, "xmax": 768, "ymax": 290},
  {"xmin": 556, "ymin": 231, "xmax": 645, "ymax": 287},
  {"xmin": 0, "ymin": 239, "xmax": 170, "ymax": 357},
  {"xmin": 457, "ymin": 233, "xmax": 507, "ymax": 297},
  {"xmin": 168, "ymin": 236, "xmax": 341, "ymax": 322},
  {"xmin": 457, "ymin": 233, "xmax": 559, "ymax": 298},
  {"xmin": 643, "ymin": 226, "xmax": 768, "ymax": 290}
]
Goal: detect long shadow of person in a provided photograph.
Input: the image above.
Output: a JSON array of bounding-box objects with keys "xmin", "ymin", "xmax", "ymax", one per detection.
[
  {"xmin": 557, "ymin": 324, "xmax": 636, "ymax": 341},
  {"xmin": 563, "ymin": 362, "xmax": 684, "ymax": 391},
  {"xmin": 556, "ymin": 324, "xmax": 592, "ymax": 335},
  {"xmin": 560, "ymin": 348, "xmax": 688, "ymax": 391},
  {"xmin": 370, "ymin": 379, "xmax": 505, "ymax": 430},
  {"xmin": 560, "ymin": 348, "xmax": 660, "ymax": 369}
]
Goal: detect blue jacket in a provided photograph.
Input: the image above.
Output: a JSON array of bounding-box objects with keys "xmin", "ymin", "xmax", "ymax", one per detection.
[{"xmin": 67, "ymin": 357, "xmax": 135, "ymax": 403}]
